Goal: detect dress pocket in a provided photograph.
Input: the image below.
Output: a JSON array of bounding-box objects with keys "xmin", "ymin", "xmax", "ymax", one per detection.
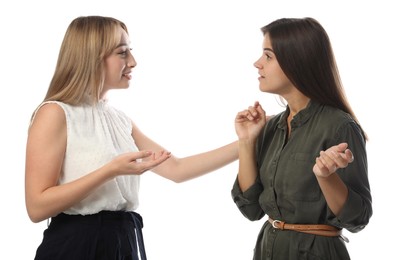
[{"xmin": 277, "ymin": 152, "xmax": 321, "ymax": 201}]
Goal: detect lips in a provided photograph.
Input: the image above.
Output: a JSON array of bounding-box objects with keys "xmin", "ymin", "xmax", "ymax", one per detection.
[{"xmin": 123, "ymin": 71, "xmax": 132, "ymax": 80}]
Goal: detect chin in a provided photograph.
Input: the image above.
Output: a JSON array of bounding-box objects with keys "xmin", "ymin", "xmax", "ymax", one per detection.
[
  {"xmin": 259, "ymin": 85, "xmax": 268, "ymax": 92},
  {"xmin": 259, "ymin": 86, "xmax": 275, "ymax": 94},
  {"xmin": 120, "ymin": 82, "xmax": 130, "ymax": 89}
]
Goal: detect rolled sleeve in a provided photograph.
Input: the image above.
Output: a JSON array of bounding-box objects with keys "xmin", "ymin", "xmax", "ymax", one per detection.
[
  {"xmin": 231, "ymin": 176, "xmax": 265, "ymax": 221},
  {"xmin": 338, "ymin": 188, "xmax": 371, "ymax": 232},
  {"xmin": 329, "ymin": 121, "xmax": 373, "ymax": 232}
]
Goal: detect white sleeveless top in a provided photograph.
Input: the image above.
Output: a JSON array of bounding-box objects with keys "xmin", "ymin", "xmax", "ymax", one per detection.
[{"xmin": 32, "ymin": 100, "xmax": 140, "ymax": 215}]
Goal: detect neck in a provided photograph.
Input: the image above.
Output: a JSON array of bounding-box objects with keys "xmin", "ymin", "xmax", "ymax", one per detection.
[{"xmin": 287, "ymin": 95, "xmax": 310, "ymax": 118}]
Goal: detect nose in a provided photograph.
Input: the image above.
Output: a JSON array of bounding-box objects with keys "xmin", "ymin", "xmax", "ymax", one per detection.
[
  {"xmin": 127, "ymin": 52, "xmax": 137, "ymax": 68},
  {"xmin": 253, "ymin": 56, "xmax": 262, "ymax": 69}
]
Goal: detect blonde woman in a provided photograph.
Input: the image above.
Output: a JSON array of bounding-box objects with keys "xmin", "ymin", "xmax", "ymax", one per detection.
[{"xmin": 25, "ymin": 16, "xmax": 237, "ymax": 260}]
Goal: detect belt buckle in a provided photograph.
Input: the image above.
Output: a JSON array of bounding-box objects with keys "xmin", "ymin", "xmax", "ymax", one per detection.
[{"xmin": 272, "ymin": 219, "xmax": 282, "ymax": 229}]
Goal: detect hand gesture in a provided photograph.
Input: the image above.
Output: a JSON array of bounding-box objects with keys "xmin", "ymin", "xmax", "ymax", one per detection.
[
  {"xmin": 313, "ymin": 143, "xmax": 354, "ymax": 178},
  {"xmin": 235, "ymin": 101, "xmax": 270, "ymax": 141},
  {"xmin": 108, "ymin": 150, "xmax": 171, "ymax": 177}
]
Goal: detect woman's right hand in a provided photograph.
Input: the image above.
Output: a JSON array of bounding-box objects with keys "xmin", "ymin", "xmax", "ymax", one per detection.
[
  {"xmin": 235, "ymin": 101, "xmax": 269, "ymax": 141},
  {"xmin": 108, "ymin": 150, "xmax": 171, "ymax": 177}
]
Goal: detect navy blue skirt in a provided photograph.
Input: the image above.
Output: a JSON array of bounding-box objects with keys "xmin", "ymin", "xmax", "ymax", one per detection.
[{"xmin": 34, "ymin": 211, "xmax": 147, "ymax": 260}]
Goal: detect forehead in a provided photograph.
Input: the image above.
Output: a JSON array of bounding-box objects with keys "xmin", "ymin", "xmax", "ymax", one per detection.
[
  {"xmin": 262, "ymin": 34, "xmax": 272, "ymax": 49},
  {"xmin": 115, "ymin": 26, "xmax": 130, "ymax": 46}
]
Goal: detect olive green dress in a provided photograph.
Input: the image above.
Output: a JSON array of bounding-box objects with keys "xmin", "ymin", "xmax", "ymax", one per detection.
[{"xmin": 232, "ymin": 100, "xmax": 372, "ymax": 260}]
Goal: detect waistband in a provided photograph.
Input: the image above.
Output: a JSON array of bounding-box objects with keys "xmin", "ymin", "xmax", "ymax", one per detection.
[
  {"xmin": 51, "ymin": 210, "xmax": 143, "ymax": 228},
  {"xmin": 51, "ymin": 211, "xmax": 147, "ymax": 259}
]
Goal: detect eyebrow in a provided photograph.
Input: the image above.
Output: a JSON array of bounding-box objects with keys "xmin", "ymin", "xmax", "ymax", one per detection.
[
  {"xmin": 115, "ymin": 42, "xmax": 130, "ymax": 48},
  {"xmin": 263, "ymin": 48, "xmax": 274, "ymax": 53}
]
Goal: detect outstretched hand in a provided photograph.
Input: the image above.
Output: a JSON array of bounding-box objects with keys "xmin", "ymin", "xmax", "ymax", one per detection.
[
  {"xmin": 235, "ymin": 101, "xmax": 271, "ymax": 141},
  {"xmin": 313, "ymin": 143, "xmax": 354, "ymax": 178},
  {"xmin": 110, "ymin": 150, "xmax": 171, "ymax": 177}
]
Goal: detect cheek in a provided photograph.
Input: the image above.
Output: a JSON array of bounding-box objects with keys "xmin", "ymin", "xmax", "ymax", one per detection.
[
  {"xmin": 269, "ymin": 64, "xmax": 286, "ymax": 80},
  {"xmin": 277, "ymin": 70, "xmax": 291, "ymax": 85},
  {"xmin": 106, "ymin": 62, "xmax": 124, "ymax": 78},
  {"xmin": 105, "ymin": 58, "xmax": 124, "ymax": 71},
  {"xmin": 260, "ymin": 67, "xmax": 288, "ymax": 90}
]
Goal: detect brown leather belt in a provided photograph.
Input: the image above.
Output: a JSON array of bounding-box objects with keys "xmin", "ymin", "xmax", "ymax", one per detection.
[{"xmin": 268, "ymin": 217, "xmax": 342, "ymax": 237}]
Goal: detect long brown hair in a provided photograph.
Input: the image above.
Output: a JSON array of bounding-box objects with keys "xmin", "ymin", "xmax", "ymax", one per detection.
[
  {"xmin": 261, "ymin": 17, "xmax": 366, "ymax": 139},
  {"xmin": 43, "ymin": 16, "xmax": 128, "ymax": 105}
]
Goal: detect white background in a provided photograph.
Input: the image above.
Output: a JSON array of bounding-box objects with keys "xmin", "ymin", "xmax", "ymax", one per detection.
[{"xmin": 0, "ymin": 0, "xmax": 398, "ymax": 259}]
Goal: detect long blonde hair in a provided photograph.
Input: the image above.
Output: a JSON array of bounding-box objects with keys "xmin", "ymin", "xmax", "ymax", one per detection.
[{"xmin": 43, "ymin": 16, "xmax": 128, "ymax": 105}]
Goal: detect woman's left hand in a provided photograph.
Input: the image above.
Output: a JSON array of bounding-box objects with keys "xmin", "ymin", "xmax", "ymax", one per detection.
[{"xmin": 313, "ymin": 142, "xmax": 354, "ymax": 178}]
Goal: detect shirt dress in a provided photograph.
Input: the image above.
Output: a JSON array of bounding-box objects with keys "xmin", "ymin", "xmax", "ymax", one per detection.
[{"xmin": 231, "ymin": 100, "xmax": 372, "ymax": 260}]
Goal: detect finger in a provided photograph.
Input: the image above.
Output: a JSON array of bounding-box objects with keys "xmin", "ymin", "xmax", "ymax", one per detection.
[
  {"xmin": 330, "ymin": 149, "xmax": 355, "ymax": 168},
  {"xmin": 139, "ymin": 152, "xmax": 171, "ymax": 171},
  {"xmin": 329, "ymin": 150, "xmax": 346, "ymax": 168},
  {"xmin": 135, "ymin": 151, "xmax": 153, "ymax": 160},
  {"xmin": 315, "ymin": 157, "xmax": 329, "ymax": 175},
  {"xmin": 236, "ymin": 110, "xmax": 252, "ymax": 120},
  {"xmin": 315, "ymin": 157, "xmax": 325, "ymax": 170},
  {"xmin": 319, "ymin": 151, "xmax": 337, "ymax": 173},
  {"xmin": 345, "ymin": 149, "xmax": 354, "ymax": 163},
  {"xmin": 325, "ymin": 142, "xmax": 347, "ymax": 154},
  {"xmin": 154, "ymin": 150, "xmax": 171, "ymax": 160},
  {"xmin": 335, "ymin": 142, "xmax": 348, "ymax": 153},
  {"xmin": 247, "ymin": 106, "xmax": 259, "ymax": 118},
  {"xmin": 255, "ymin": 103, "xmax": 265, "ymax": 115}
]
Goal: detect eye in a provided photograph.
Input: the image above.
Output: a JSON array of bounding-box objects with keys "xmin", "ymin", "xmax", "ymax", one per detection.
[
  {"xmin": 118, "ymin": 48, "xmax": 132, "ymax": 56},
  {"xmin": 118, "ymin": 50, "xmax": 128, "ymax": 56},
  {"xmin": 264, "ymin": 52, "xmax": 272, "ymax": 60}
]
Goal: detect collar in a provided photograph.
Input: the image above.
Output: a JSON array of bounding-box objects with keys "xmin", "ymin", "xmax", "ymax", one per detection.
[{"xmin": 277, "ymin": 100, "xmax": 321, "ymax": 129}]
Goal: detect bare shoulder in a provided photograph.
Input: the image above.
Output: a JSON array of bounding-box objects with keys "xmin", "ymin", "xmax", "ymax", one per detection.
[
  {"xmin": 27, "ymin": 102, "xmax": 67, "ymax": 155},
  {"xmin": 30, "ymin": 102, "xmax": 66, "ymax": 131}
]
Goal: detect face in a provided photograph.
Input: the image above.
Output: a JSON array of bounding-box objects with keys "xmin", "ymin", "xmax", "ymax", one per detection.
[
  {"xmin": 254, "ymin": 34, "xmax": 293, "ymax": 95},
  {"xmin": 103, "ymin": 27, "xmax": 137, "ymax": 95}
]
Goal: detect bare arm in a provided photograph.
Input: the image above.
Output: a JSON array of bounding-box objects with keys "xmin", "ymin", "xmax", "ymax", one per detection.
[
  {"xmin": 313, "ymin": 143, "xmax": 353, "ymax": 216},
  {"xmin": 131, "ymin": 122, "xmax": 238, "ymax": 183},
  {"xmin": 237, "ymin": 139, "xmax": 258, "ymax": 191},
  {"xmin": 235, "ymin": 102, "xmax": 269, "ymax": 191},
  {"xmin": 25, "ymin": 104, "xmax": 170, "ymax": 223}
]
